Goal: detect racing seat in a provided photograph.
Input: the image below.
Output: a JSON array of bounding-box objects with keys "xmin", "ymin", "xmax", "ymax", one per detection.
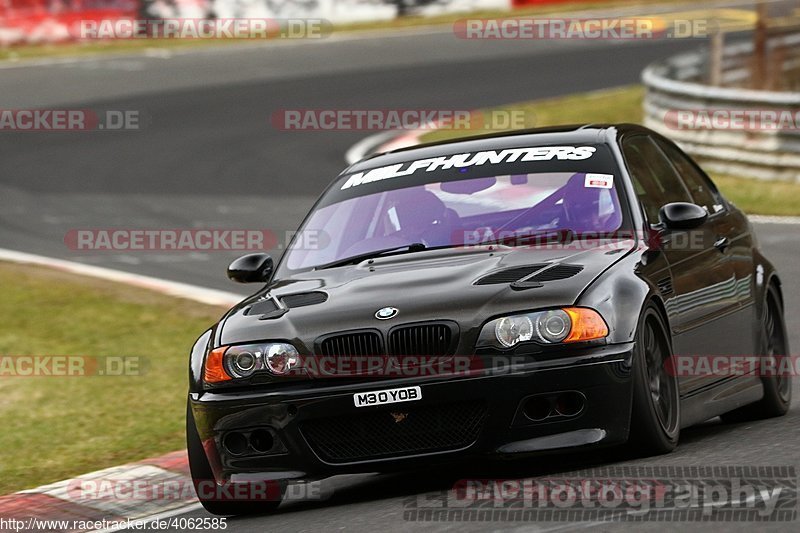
[
  {"xmin": 392, "ymin": 190, "xmax": 455, "ymax": 247},
  {"xmin": 562, "ymin": 174, "xmax": 620, "ymax": 234}
]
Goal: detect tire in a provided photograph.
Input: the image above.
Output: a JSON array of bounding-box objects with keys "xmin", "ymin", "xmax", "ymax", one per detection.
[
  {"xmin": 186, "ymin": 401, "xmax": 284, "ymax": 516},
  {"xmin": 720, "ymin": 284, "xmax": 792, "ymax": 423},
  {"xmin": 628, "ymin": 304, "xmax": 680, "ymax": 455}
]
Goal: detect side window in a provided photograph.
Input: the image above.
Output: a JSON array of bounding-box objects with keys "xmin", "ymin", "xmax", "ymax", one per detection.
[
  {"xmin": 655, "ymin": 139, "xmax": 725, "ymax": 215},
  {"xmin": 622, "ymin": 135, "xmax": 692, "ymax": 224}
]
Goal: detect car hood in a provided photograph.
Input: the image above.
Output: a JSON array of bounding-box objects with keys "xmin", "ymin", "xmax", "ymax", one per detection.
[{"xmin": 217, "ymin": 239, "xmax": 635, "ymax": 348}]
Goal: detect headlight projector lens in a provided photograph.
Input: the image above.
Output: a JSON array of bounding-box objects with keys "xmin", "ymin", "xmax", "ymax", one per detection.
[
  {"xmin": 495, "ymin": 315, "xmax": 534, "ymax": 347},
  {"xmin": 536, "ymin": 310, "xmax": 571, "ymax": 343}
]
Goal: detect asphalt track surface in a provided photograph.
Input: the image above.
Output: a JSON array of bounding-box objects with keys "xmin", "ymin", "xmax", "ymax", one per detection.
[{"xmin": 1, "ymin": 5, "xmax": 800, "ymax": 532}]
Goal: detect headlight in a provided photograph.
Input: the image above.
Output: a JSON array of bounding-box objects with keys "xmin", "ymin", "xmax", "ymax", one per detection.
[
  {"xmin": 495, "ymin": 316, "xmax": 534, "ymax": 347},
  {"xmin": 224, "ymin": 345, "xmax": 262, "ymax": 378},
  {"xmin": 204, "ymin": 342, "xmax": 299, "ymax": 384},
  {"xmin": 480, "ymin": 307, "xmax": 608, "ymax": 349},
  {"xmin": 264, "ymin": 343, "xmax": 299, "ymax": 375},
  {"xmin": 536, "ymin": 310, "xmax": 571, "ymax": 344}
]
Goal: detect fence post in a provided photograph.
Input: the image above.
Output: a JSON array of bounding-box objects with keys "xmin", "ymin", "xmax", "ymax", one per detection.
[
  {"xmin": 753, "ymin": 1, "xmax": 768, "ymax": 89},
  {"xmin": 709, "ymin": 30, "xmax": 724, "ymax": 86}
]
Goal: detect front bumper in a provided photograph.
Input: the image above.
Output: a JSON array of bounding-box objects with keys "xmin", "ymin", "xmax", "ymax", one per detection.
[{"xmin": 189, "ymin": 343, "xmax": 634, "ymax": 484}]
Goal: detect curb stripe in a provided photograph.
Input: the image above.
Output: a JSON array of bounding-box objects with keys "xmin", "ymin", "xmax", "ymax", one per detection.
[
  {"xmin": 0, "ymin": 493, "xmax": 125, "ymax": 531},
  {"xmin": 0, "ymin": 451, "xmax": 194, "ymax": 532}
]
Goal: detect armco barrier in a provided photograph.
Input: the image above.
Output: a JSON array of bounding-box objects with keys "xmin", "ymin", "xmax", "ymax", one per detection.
[{"xmin": 642, "ymin": 34, "xmax": 800, "ymax": 182}]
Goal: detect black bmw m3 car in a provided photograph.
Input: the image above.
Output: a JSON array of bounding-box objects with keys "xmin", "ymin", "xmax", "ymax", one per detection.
[{"xmin": 186, "ymin": 124, "xmax": 790, "ymax": 515}]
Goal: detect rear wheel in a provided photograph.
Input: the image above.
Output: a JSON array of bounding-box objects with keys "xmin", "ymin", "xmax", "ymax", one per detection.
[
  {"xmin": 186, "ymin": 401, "xmax": 284, "ymax": 516},
  {"xmin": 628, "ymin": 305, "xmax": 680, "ymax": 455},
  {"xmin": 721, "ymin": 285, "xmax": 791, "ymax": 422}
]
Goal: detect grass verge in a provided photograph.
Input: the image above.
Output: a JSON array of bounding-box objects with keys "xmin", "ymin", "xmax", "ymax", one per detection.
[
  {"xmin": 711, "ymin": 175, "xmax": 800, "ymax": 217},
  {"xmin": 0, "ymin": 262, "xmax": 226, "ymax": 494},
  {"xmin": 417, "ymin": 85, "xmax": 800, "ymax": 216}
]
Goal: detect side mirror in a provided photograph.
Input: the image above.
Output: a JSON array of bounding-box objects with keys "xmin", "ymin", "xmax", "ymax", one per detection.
[
  {"xmin": 227, "ymin": 253, "xmax": 273, "ymax": 283},
  {"xmin": 659, "ymin": 202, "xmax": 708, "ymax": 230}
]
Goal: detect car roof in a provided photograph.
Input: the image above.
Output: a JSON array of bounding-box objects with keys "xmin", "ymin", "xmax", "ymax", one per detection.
[{"xmin": 345, "ymin": 123, "xmax": 652, "ymax": 174}]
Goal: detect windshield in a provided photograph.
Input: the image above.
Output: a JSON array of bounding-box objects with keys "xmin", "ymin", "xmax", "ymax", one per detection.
[{"xmin": 281, "ymin": 144, "xmax": 627, "ymax": 272}]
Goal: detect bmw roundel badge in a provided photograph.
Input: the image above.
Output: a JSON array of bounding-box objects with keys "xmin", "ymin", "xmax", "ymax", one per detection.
[{"xmin": 375, "ymin": 307, "xmax": 399, "ymax": 320}]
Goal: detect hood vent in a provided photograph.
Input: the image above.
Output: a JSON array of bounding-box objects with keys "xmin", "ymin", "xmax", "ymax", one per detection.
[
  {"xmin": 244, "ymin": 291, "xmax": 327, "ymax": 320},
  {"xmin": 245, "ymin": 299, "xmax": 280, "ymax": 316},
  {"xmin": 475, "ymin": 265, "xmax": 548, "ymax": 285},
  {"xmin": 281, "ymin": 291, "xmax": 328, "ymax": 308},
  {"xmin": 475, "ymin": 263, "xmax": 583, "ymax": 286},
  {"xmin": 528, "ymin": 264, "xmax": 584, "ymax": 282}
]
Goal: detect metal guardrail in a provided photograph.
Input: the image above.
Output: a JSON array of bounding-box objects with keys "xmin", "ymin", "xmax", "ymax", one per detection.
[{"xmin": 643, "ymin": 29, "xmax": 800, "ymax": 182}]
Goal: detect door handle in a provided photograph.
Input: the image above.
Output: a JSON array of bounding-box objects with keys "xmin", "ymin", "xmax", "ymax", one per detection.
[{"xmin": 714, "ymin": 236, "xmax": 729, "ymax": 252}]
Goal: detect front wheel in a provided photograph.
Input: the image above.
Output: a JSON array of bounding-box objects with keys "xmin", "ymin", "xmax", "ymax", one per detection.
[
  {"xmin": 721, "ymin": 285, "xmax": 792, "ymax": 422},
  {"xmin": 186, "ymin": 401, "xmax": 284, "ymax": 516},
  {"xmin": 628, "ymin": 305, "xmax": 680, "ymax": 455}
]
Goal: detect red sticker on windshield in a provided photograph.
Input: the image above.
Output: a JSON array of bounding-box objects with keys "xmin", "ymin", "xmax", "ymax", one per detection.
[{"xmin": 584, "ymin": 173, "xmax": 613, "ymax": 189}]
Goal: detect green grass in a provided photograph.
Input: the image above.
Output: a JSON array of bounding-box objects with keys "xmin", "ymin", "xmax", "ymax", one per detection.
[
  {"xmin": 418, "ymin": 85, "xmax": 645, "ymax": 144},
  {"xmin": 0, "ymin": 0, "xmax": 699, "ymax": 62},
  {"xmin": 333, "ymin": 0, "xmax": 697, "ymax": 32},
  {"xmin": 0, "ymin": 262, "xmax": 226, "ymax": 494},
  {"xmin": 417, "ymin": 85, "xmax": 800, "ymax": 216},
  {"xmin": 712, "ymin": 175, "xmax": 800, "ymax": 217}
]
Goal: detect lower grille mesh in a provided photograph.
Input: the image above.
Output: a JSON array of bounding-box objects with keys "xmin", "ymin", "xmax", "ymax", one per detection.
[{"xmin": 301, "ymin": 401, "xmax": 487, "ymax": 463}]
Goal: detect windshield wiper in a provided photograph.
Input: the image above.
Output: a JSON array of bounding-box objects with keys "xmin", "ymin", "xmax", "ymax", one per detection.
[{"xmin": 314, "ymin": 243, "xmax": 428, "ymax": 270}]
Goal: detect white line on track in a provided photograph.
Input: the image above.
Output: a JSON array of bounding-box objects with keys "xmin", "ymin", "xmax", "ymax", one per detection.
[
  {"xmin": 0, "ymin": 248, "xmax": 242, "ymax": 307},
  {"xmin": 749, "ymin": 215, "xmax": 800, "ymax": 225}
]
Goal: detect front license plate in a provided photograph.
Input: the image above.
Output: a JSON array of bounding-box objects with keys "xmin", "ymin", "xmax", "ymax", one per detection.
[{"xmin": 353, "ymin": 386, "xmax": 422, "ymax": 408}]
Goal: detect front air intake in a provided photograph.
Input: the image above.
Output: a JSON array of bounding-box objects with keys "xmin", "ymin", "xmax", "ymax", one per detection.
[{"xmin": 301, "ymin": 400, "xmax": 487, "ymax": 463}]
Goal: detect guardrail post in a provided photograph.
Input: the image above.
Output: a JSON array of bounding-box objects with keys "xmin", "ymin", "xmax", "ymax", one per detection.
[
  {"xmin": 709, "ymin": 30, "xmax": 724, "ymax": 86},
  {"xmin": 753, "ymin": 2, "xmax": 768, "ymax": 89}
]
